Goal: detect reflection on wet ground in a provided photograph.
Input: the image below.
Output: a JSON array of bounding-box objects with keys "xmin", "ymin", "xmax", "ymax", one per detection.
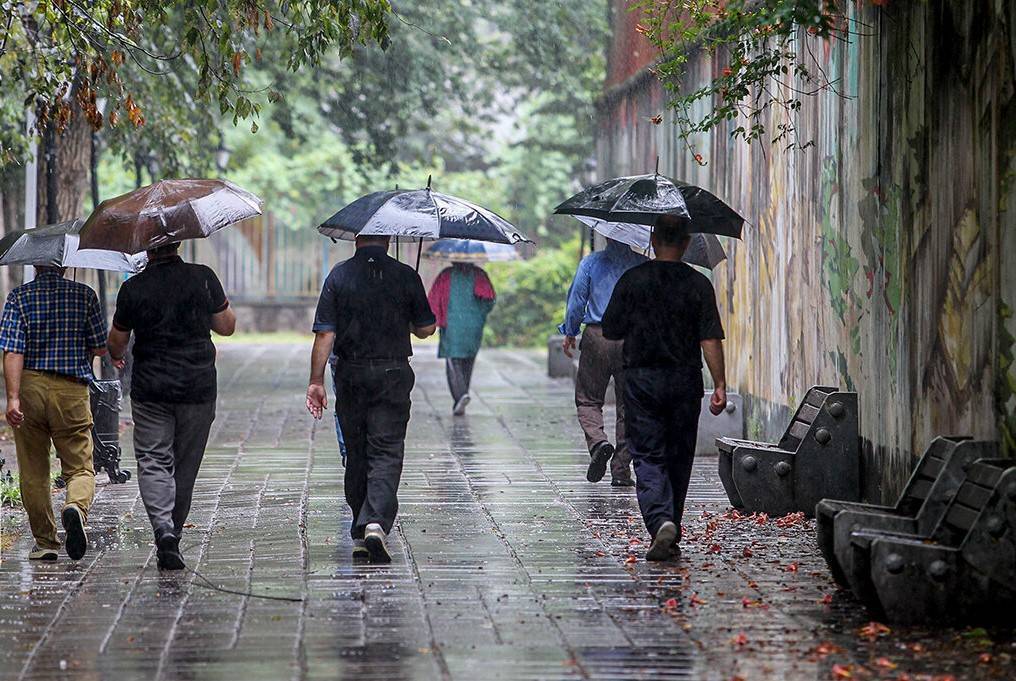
[{"xmin": 0, "ymin": 345, "xmax": 1012, "ymax": 680}]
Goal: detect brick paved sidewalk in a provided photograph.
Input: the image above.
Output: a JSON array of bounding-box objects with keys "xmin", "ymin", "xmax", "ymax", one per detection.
[{"xmin": 0, "ymin": 344, "xmax": 1012, "ymax": 681}]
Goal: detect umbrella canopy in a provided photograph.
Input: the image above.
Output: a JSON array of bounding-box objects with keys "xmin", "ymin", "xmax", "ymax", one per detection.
[
  {"xmin": 423, "ymin": 239, "xmax": 520, "ymax": 264},
  {"xmin": 79, "ymin": 179, "xmax": 263, "ymax": 254},
  {"xmin": 0, "ymin": 220, "xmax": 147, "ymax": 272},
  {"xmin": 319, "ymin": 184, "xmax": 530, "ymax": 244},
  {"xmin": 555, "ymin": 173, "xmax": 744, "ymax": 239},
  {"xmin": 575, "ymin": 217, "xmax": 727, "ymax": 270}
]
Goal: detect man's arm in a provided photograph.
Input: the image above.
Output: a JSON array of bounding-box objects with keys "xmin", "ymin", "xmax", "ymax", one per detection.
[
  {"xmin": 306, "ymin": 331, "xmax": 335, "ymax": 419},
  {"xmin": 211, "ymin": 305, "xmax": 237, "ymax": 336},
  {"xmin": 4, "ymin": 352, "xmax": 24, "ymax": 426},
  {"xmin": 107, "ymin": 327, "xmax": 131, "ymax": 370},
  {"xmin": 560, "ymin": 260, "xmax": 590, "ymax": 357},
  {"xmin": 701, "ymin": 339, "xmax": 727, "ymax": 416}
]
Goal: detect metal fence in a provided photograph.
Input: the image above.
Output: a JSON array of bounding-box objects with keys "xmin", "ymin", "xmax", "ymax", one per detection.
[{"xmin": 72, "ymin": 214, "xmax": 358, "ymax": 306}]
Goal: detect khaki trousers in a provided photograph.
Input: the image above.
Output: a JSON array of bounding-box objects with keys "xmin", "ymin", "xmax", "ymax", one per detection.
[
  {"xmin": 14, "ymin": 371, "xmax": 95, "ymax": 550},
  {"xmin": 575, "ymin": 325, "xmax": 631, "ymax": 480}
]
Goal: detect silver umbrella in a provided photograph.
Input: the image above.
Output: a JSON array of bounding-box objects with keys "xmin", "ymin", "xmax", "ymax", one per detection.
[
  {"xmin": 575, "ymin": 216, "xmax": 727, "ymax": 270},
  {"xmin": 0, "ymin": 220, "xmax": 147, "ymax": 272}
]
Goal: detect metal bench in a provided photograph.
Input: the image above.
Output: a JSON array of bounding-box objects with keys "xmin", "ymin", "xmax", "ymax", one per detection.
[
  {"xmin": 816, "ymin": 436, "xmax": 991, "ymax": 587},
  {"xmin": 716, "ymin": 386, "xmax": 859, "ymax": 517},
  {"xmin": 844, "ymin": 458, "xmax": 1016, "ymax": 624}
]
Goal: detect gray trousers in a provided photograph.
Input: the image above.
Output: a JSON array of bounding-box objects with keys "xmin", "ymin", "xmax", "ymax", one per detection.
[
  {"xmin": 445, "ymin": 357, "xmax": 476, "ymax": 403},
  {"xmin": 132, "ymin": 400, "xmax": 216, "ymax": 539},
  {"xmin": 575, "ymin": 325, "xmax": 631, "ymax": 480}
]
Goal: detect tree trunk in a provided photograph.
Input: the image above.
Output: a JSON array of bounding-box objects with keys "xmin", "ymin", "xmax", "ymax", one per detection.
[
  {"xmin": 35, "ymin": 98, "xmax": 91, "ymax": 225},
  {"xmin": 0, "ymin": 168, "xmax": 25, "ymax": 294}
]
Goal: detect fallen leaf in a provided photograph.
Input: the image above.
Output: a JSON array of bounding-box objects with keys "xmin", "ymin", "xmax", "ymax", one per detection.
[
  {"xmin": 819, "ymin": 593, "xmax": 833, "ymax": 605},
  {"xmin": 978, "ymin": 653, "xmax": 992, "ymax": 664},
  {"xmin": 858, "ymin": 621, "xmax": 890, "ymax": 640},
  {"xmin": 731, "ymin": 632, "xmax": 748, "ymax": 646},
  {"xmin": 690, "ymin": 593, "xmax": 707, "ymax": 606},
  {"xmin": 831, "ymin": 664, "xmax": 853, "ymax": 679},
  {"xmin": 624, "ymin": 555, "xmax": 637, "ymax": 565},
  {"xmin": 785, "ymin": 562, "xmax": 799, "ymax": 573},
  {"xmin": 874, "ymin": 657, "xmax": 897, "ymax": 670},
  {"xmin": 707, "ymin": 544, "xmax": 722, "ymax": 554},
  {"xmin": 663, "ymin": 597, "xmax": 678, "ymax": 609},
  {"xmin": 594, "ymin": 550, "xmax": 606, "ymax": 557},
  {"xmin": 741, "ymin": 547, "xmax": 753, "ymax": 558}
]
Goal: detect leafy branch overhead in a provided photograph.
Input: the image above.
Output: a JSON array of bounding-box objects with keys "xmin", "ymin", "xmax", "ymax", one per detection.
[
  {"xmin": 632, "ymin": 0, "xmax": 878, "ymax": 156},
  {"xmin": 0, "ymin": 0, "xmax": 392, "ymax": 166}
]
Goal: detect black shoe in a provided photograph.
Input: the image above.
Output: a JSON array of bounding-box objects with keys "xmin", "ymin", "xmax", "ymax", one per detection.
[
  {"xmin": 586, "ymin": 442, "xmax": 614, "ymax": 483},
  {"xmin": 611, "ymin": 477, "xmax": 636, "ymax": 487},
  {"xmin": 156, "ymin": 531, "xmax": 186, "ymax": 571},
  {"xmin": 61, "ymin": 506, "xmax": 88, "ymax": 560},
  {"xmin": 646, "ymin": 521, "xmax": 677, "ymax": 561}
]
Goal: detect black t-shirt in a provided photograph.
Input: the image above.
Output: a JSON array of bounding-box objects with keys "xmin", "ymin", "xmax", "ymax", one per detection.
[
  {"xmin": 313, "ymin": 246, "xmax": 436, "ymax": 360},
  {"xmin": 112, "ymin": 256, "xmax": 228, "ymax": 404},
  {"xmin": 602, "ymin": 260, "xmax": 725, "ymax": 372}
]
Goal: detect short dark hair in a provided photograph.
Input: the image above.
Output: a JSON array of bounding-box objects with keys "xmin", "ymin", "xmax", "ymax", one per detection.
[
  {"xmin": 148, "ymin": 242, "xmax": 181, "ymax": 258},
  {"xmin": 654, "ymin": 214, "xmax": 692, "ymax": 246}
]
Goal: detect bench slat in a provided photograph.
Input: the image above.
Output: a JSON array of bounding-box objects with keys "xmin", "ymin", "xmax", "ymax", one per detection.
[
  {"xmin": 944, "ymin": 503, "xmax": 981, "ymax": 532},
  {"xmin": 804, "ymin": 389, "xmax": 831, "ymax": 408},
  {"xmin": 789, "ymin": 420, "xmax": 811, "ymax": 441},
  {"xmin": 955, "ymin": 483, "xmax": 993, "ymax": 509},
  {"xmin": 921, "ymin": 457, "xmax": 945, "ymax": 479},
  {"xmin": 908, "ymin": 478, "xmax": 933, "ymax": 500},
  {"xmin": 796, "ymin": 403, "xmax": 820, "ymax": 425},
  {"xmin": 964, "ymin": 464, "xmax": 1007, "ymax": 487}
]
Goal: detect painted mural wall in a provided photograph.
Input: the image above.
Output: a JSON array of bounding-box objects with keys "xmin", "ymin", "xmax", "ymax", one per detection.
[{"xmin": 597, "ymin": 1, "xmax": 1016, "ymax": 501}]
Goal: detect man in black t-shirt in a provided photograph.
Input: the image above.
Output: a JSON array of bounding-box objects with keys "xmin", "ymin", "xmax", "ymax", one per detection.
[
  {"xmin": 602, "ymin": 215, "xmax": 728, "ymax": 561},
  {"xmin": 307, "ymin": 235, "xmax": 436, "ymax": 564},
  {"xmin": 107, "ymin": 242, "xmax": 236, "ymax": 570}
]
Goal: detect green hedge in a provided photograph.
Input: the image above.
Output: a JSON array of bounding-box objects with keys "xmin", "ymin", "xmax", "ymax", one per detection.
[{"xmin": 483, "ymin": 242, "xmax": 579, "ymax": 347}]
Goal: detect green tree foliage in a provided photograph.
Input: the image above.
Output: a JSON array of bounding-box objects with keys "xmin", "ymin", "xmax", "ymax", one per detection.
[
  {"xmin": 484, "ymin": 240, "xmax": 579, "ymax": 347},
  {"xmin": 632, "ymin": 0, "xmax": 868, "ymax": 156},
  {"xmin": 0, "ymin": 1, "xmax": 392, "ymax": 168}
]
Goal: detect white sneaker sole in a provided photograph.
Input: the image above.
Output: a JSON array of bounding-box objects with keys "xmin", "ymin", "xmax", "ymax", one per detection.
[{"xmin": 646, "ymin": 522, "xmax": 677, "ymax": 561}]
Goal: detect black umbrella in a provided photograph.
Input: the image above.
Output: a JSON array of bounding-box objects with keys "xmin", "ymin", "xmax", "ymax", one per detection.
[
  {"xmin": 555, "ymin": 173, "xmax": 744, "ymax": 239},
  {"xmin": 319, "ymin": 178, "xmax": 530, "ymax": 245}
]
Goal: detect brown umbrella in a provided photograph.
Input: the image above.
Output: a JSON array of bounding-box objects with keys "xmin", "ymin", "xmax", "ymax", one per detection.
[{"xmin": 79, "ymin": 179, "xmax": 263, "ymax": 254}]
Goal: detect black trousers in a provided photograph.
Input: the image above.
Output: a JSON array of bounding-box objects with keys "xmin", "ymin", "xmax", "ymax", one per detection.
[
  {"xmin": 333, "ymin": 360, "xmax": 415, "ymax": 539},
  {"xmin": 624, "ymin": 366, "xmax": 702, "ymax": 541},
  {"xmin": 445, "ymin": 357, "xmax": 476, "ymax": 403}
]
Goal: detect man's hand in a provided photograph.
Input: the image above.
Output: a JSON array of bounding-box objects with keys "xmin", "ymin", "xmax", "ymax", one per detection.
[
  {"xmin": 112, "ymin": 356, "xmax": 126, "ymax": 371},
  {"xmin": 6, "ymin": 397, "xmax": 24, "ymax": 427},
  {"xmin": 562, "ymin": 335, "xmax": 577, "ymax": 358},
  {"xmin": 306, "ymin": 383, "xmax": 327, "ymax": 420},
  {"xmin": 709, "ymin": 386, "xmax": 727, "ymax": 416}
]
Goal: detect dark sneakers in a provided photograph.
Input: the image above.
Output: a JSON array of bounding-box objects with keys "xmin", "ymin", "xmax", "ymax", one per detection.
[
  {"xmin": 646, "ymin": 521, "xmax": 678, "ymax": 561},
  {"xmin": 586, "ymin": 442, "xmax": 615, "ymax": 483},
  {"xmin": 61, "ymin": 506, "xmax": 88, "ymax": 560},
  {"xmin": 156, "ymin": 531, "xmax": 186, "ymax": 571},
  {"xmin": 611, "ymin": 476, "xmax": 636, "ymax": 487}
]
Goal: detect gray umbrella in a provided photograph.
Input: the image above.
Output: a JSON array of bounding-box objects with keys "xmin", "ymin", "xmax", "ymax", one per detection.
[
  {"xmin": 575, "ymin": 216, "xmax": 727, "ymax": 270},
  {"xmin": 0, "ymin": 220, "xmax": 147, "ymax": 272}
]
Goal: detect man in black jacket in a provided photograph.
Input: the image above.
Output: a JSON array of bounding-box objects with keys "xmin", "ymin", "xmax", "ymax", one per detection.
[
  {"xmin": 602, "ymin": 215, "xmax": 727, "ymax": 561},
  {"xmin": 306, "ymin": 235, "xmax": 436, "ymax": 564},
  {"xmin": 108, "ymin": 242, "xmax": 236, "ymax": 570}
]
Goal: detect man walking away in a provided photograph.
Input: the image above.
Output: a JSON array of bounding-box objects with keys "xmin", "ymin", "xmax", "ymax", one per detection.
[
  {"xmin": 107, "ymin": 242, "xmax": 236, "ymax": 570},
  {"xmin": 602, "ymin": 215, "xmax": 727, "ymax": 561},
  {"xmin": 307, "ymin": 235, "xmax": 436, "ymax": 565},
  {"xmin": 1, "ymin": 266, "xmax": 107, "ymax": 561},
  {"xmin": 560, "ymin": 238, "xmax": 646, "ymax": 486}
]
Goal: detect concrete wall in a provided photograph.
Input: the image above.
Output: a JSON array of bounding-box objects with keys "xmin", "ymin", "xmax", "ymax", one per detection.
[{"xmin": 597, "ymin": 1, "xmax": 1016, "ymax": 501}]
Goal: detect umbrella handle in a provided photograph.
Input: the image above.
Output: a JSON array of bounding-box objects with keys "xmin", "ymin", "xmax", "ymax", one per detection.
[
  {"xmin": 415, "ymin": 237, "xmax": 422, "ymax": 271},
  {"xmin": 654, "ymin": 156, "xmax": 659, "ymax": 176}
]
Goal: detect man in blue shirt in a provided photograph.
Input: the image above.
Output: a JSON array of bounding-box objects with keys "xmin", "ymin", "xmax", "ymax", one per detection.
[
  {"xmin": 1, "ymin": 267, "xmax": 107, "ymax": 561},
  {"xmin": 560, "ymin": 238, "xmax": 646, "ymax": 486}
]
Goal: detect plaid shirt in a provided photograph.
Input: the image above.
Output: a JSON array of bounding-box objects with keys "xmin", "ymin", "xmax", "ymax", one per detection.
[{"xmin": 0, "ymin": 271, "xmax": 107, "ymax": 381}]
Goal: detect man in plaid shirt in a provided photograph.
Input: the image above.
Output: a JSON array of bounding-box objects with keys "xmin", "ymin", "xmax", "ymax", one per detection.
[{"xmin": 0, "ymin": 266, "xmax": 107, "ymax": 561}]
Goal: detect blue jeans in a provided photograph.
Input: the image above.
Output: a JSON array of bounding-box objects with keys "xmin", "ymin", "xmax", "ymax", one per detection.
[{"xmin": 329, "ymin": 356, "xmax": 348, "ymax": 465}]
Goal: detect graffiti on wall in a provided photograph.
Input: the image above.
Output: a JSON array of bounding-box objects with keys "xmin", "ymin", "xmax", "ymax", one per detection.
[{"xmin": 597, "ymin": 0, "xmax": 1016, "ymax": 500}]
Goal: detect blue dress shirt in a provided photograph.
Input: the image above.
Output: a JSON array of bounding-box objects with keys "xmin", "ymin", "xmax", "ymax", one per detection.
[{"xmin": 558, "ymin": 239, "xmax": 647, "ymax": 337}]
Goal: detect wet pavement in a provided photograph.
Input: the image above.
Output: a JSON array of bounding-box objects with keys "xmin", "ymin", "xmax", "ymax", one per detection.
[{"xmin": 0, "ymin": 344, "xmax": 1013, "ymax": 680}]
